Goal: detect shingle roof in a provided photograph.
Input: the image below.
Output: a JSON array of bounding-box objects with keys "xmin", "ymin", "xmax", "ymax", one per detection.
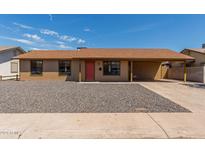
[
  {"xmin": 17, "ymin": 48, "xmax": 194, "ymax": 61},
  {"xmin": 76, "ymin": 48, "xmax": 193, "ymax": 60},
  {"xmin": 17, "ymin": 50, "xmax": 76, "ymax": 59},
  {"xmin": 0, "ymin": 46, "xmax": 25, "ymax": 53}
]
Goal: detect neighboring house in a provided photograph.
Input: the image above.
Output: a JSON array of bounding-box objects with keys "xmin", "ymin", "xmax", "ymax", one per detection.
[
  {"xmin": 0, "ymin": 46, "xmax": 25, "ymax": 80},
  {"xmin": 181, "ymin": 48, "xmax": 205, "ymax": 66},
  {"xmin": 168, "ymin": 45, "xmax": 205, "ymax": 83},
  {"xmin": 17, "ymin": 48, "xmax": 193, "ymax": 82},
  {"xmin": 171, "ymin": 45, "xmax": 205, "ymax": 67}
]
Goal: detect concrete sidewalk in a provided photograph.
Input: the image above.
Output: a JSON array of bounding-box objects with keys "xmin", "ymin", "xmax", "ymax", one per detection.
[
  {"xmin": 0, "ymin": 113, "xmax": 166, "ymax": 139},
  {"xmin": 1, "ymin": 112, "xmax": 205, "ymax": 139},
  {"xmin": 0, "ymin": 81, "xmax": 205, "ymax": 139}
]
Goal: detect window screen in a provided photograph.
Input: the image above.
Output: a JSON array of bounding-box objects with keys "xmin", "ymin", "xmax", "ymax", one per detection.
[
  {"xmin": 31, "ymin": 60, "xmax": 43, "ymax": 75},
  {"xmin": 59, "ymin": 60, "xmax": 71, "ymax": 75},
  {"xmin": 103, "ymin": 61, "xmax": 120, "ymax": 75}
]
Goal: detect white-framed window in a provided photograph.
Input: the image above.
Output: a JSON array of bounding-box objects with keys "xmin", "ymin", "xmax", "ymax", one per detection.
[{"xmin": 11, "ymin": 62, "xmax": 18, "ymax": 73}]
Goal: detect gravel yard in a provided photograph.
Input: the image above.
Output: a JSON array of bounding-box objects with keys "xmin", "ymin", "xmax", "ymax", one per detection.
[{"xmin": 0, "ymin": 81, "xmax": 190, "ymax": 113}]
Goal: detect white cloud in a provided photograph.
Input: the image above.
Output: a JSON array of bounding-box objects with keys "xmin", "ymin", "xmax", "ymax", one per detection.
[
  {"xmin": 39, "ymin": 28, "xmax": 86, "ymax": 45},
  {"xmin": 84, "ymin": 28, "xmax": 91, "ymax": 32},
  {"xmin": 0, "ymin": 36, "xmax": 33, "ymax": 45},
  {"xmin": 59, "ymin": 35, "xmax": 77, "ymax": 42},
  {"xmin": 48, "ymin": 14, "xmax": 53, "ymax": 21},
  {"xmin": 58, "ymin": 44, "xmax": 71, "ymax": 49},
  {"xmin": 59, "ymin": 35, "xmax": 69, "ymax": 41},
  {"xmin": 40, "ymin": 29, "xmax": 59, "ymax": 36},
  {"xmin": 77, "ymin": 39, "xmax": 86, "ymax": 44},
  {"xmin": 13, "ymin": 22, "xmax": 33, "ymax": 29},
  {"xmin": 23, "ymin": 33, "xmax": 44, "ymax": 42},
  {"xmin": 30, "ymin": 47, "xmax": 48, "ymax": 50},
  {"xmin": 58, "ymin": 34, "xmax": 85, "ymax": 44},
  {"xmin": 55, "ymin": 41, "xmax": 74, "ymax": 49}
]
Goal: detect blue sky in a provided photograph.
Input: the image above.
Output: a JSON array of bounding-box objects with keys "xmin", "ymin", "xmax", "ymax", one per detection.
[{"xmin": 0, "ymin": 14, "xmax": 204, "ymax": 52}]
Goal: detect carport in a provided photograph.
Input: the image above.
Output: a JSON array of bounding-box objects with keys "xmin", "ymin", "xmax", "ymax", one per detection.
[
  {"xmin": 129, "ymin": 59, "xmax": 193, "ymax": 82},
  {"xmin": 130, "ymin": 61, "xmax": 163, "ymax": 81}
]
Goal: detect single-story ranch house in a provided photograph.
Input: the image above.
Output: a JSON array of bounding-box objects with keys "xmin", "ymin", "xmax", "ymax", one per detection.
[{"xmin": 16, "ymin": 48, "xmax": 194, "ymax": 82}]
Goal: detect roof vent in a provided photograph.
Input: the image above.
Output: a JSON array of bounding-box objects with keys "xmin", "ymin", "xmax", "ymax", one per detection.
[
  {"xmin": 77, "ymin": 47, "xmax": 87, "ymax": 51},
  {"xmin": 202, "ymin": 43, "xmax": 205, "ymax": 48}
]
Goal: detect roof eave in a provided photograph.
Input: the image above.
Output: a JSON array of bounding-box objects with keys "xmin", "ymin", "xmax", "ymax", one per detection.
[
  {"xmin": 18, "ymin": 57, "xmax": 194, "ymax": 61},
  {"xmin": 181, "ymin": 48, "xmax": 205, "ymax": 55}
]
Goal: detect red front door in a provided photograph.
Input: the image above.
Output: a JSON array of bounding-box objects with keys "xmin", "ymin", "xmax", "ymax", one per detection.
[{"xmin": 86, "ymin": 61, "xmax": 95, "ymax": 81}]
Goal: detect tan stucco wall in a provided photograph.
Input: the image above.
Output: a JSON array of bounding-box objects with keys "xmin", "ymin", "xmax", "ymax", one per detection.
[
  {"xmin": 80, "ymin": 60, "xmax": 86, "ymax": 81},
  {"xmin": 20, "ymin": 60, "xmax": 71, "ymax": 80},
  {"xmin": 70, "ymin": 60, "xmax": 79, "ymax": 81},
  {"xmin": 94, "ymin": 60, "xmax": 129, "ymax": 82},
  {"xmin": 20, "ymin": 59, "xmax": 164, "ymax": 81},
  {"xmin": 133, "ymin": 61, "xmax": 162, "ymax": 80},
  {"xmin": 168, "ymin": 66, "xmax": 205, "ymax": 83}
]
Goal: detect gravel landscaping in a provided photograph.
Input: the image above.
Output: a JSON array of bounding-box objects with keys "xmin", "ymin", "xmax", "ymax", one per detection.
[{"xmin": 0, "ymin": 81, "xmax": 190, "ymax": 113}]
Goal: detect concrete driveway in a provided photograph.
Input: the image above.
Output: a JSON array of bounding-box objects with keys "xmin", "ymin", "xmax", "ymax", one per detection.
[
  {"xmin": 138, "ymin": 80, "xmax": 205, "ymax": 138},
  {"xmin": 0, "ymin": 80, "xmax": 205, "ymax": 138}
]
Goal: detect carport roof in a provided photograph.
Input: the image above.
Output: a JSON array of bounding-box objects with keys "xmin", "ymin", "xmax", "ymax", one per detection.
[{"xmin": 17, "ymin": 48, "xmax": 194, "ymax": 61}]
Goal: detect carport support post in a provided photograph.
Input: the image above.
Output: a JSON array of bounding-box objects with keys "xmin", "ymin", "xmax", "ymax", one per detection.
[
  {"xmin": 79, "ymin": 60, "xmax": 82, "ymax": 82},
  {"xmin": 160, "ymin": 64, "xmax": 163, "ymax": 79},
  {"xmin": 130, "ymin": 61, "xmax": 133, "ymax": 82},
  {"xmin": 184, "ymin": 61, "xmax": 187, "ymax": 82}
]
